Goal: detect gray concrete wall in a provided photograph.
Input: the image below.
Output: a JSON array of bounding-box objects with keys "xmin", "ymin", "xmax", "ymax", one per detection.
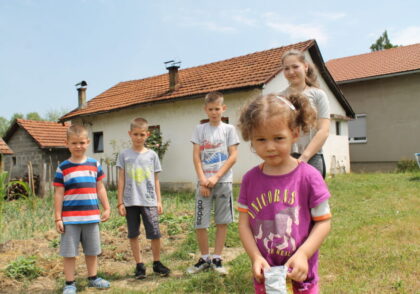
[
  {"xmin": 339, "ymin": 73, "xmax": 420, "ymax": 172},
  {"xmin": 4, "ymin": 128, "xmax": 70, "ymax": 179}
]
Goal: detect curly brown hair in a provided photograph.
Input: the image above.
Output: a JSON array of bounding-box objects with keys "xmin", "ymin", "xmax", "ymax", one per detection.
[{"xmin": 238, "ymin": 93, "xmax": 317, "ymax": 141}]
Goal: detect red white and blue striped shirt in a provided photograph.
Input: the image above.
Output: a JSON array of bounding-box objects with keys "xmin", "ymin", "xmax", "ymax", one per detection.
[{"xmin": 54, "ymin": 158, "xmax": 105, "ymax": 225}]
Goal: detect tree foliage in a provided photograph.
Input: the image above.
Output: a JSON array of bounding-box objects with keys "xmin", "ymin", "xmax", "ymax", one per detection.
[
  {"xmin": 370, "ymin": 30, "xmax": 398, "ymax": 51},
  {"xmin": 26, "ymin": 112, "xmax": 43, "ymax": 121},
  {"xmin": 0, "ymin": 117, "xmax": 9, "ymax": 137},
  {"xmin": 0, "ymin": 108, "xmax": 69, "ymax": 137}
]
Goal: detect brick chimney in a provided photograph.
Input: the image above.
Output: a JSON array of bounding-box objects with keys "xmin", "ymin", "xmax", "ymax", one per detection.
[
  {"xmin": 75, "ymin": 81, "xmax": 88, "ymax": 109},
  {"xmin": 164, "ymin": 61, "xmax": 181, "ymax": 91}
]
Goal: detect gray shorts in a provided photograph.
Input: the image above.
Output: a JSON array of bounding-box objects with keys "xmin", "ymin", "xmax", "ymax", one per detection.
[
  {"xmin": 194, "ymin": 182, "xmax": 234, "ymax": 229},
  {"xmin": 60, "ymin": 223, "xmax": 101, "ymax": 257},
  {"xmin": 125, "ymin": 206, "xmax": 161, "ymax": 239}
]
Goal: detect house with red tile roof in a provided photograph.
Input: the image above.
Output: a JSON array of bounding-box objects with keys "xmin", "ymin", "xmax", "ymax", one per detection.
[
  {"xmin": 3, "ymin": 119, "xmax": 70, "ymax": 189},
  {"xmin": 326, "ymin": 43, "xmax": 420, "ymax": 172},
  {"xmin": 61, "ymin": 40, "xmax": 354, "ymax": 189},
  {"xmin": 0, "ymin": 138, "xmax": 13, "ymax": 172}
]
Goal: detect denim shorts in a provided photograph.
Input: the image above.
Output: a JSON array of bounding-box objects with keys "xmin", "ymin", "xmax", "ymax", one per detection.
[
  {"xmin": 292, "ymin": 153, "xmax": 326, "ymax": 179},
  {"xmin": 125, "ymin": 206, "xmax": 161, "ymax": 239}
]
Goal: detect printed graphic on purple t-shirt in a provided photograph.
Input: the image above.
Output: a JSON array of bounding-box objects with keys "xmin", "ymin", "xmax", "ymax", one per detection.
[{"xmin": 238, "ymin": 162, "xmax": 330, "ymax": 286}]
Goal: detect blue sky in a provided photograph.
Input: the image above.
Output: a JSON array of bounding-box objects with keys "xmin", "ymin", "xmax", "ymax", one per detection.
[{"xmin": 1, "ymin": 0, "xmax": 419, "ymax": 120}]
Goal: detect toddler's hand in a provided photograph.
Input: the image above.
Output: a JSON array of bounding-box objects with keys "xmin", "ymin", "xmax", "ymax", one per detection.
[
  {"xmin": 252, "ymin": 255, "xmax": 270, "ymax": 283},
  {"xmin": 285, "ymin": 251, "xmax": 308, "ymax": 282},
  {"xmin": 55, "ymin": 220, "xmax": 64, "ymax": 234},
  {"xmin": 118, "ymin": 205, "xmax": 126, "ymax": 216},
  {"xmin": 101, "ymin": 208, "xmax": 111, "ymax": 222},
  {"xmin": 157, "ymin": 202, "xmax": 163, "ymax": 214}
]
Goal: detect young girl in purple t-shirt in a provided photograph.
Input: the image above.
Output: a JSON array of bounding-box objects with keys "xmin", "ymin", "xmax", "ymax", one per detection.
[{"xmin": 237, "ymin": 93, "xmax": 332, "ymax": 294}]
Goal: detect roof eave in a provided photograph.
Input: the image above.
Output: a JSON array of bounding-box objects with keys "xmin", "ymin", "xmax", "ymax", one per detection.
[
  {"xmin": 308, "ymin": 43, "xmax": 355, "ymax": 118},
  {"xmin": 336, "ymin": 69, "xmax": 420, "ymax": 85},
  {"xmin": 60, "ymin": 84, "xmax": 263, "ymax": 122}
]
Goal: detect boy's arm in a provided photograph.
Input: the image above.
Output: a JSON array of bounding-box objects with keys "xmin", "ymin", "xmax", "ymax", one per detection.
[
  {"xmin": 117, "ymin": 167, "xmax": 126, "ymax": 216},
  {"xmin": 154, "ymin": 172, "xmax": 163, "ymax": 214},
  {"xmin": 97, "ymin": 180, "xmax": 111, "ymax": 222},
  {"xmin": 239, "ymin": 211, "xmax": 270, "ymax": 283},
  {"xmin": 285, "ymin": 219, "xmax": 331, "ymax": 282},
  {"xmin": 207, "ymin": 144, "xmax": 238, "ymax": 188},
  {"xmin": 54, "ymin": 186, "xmax": 65, "ymax": 233},
  {"xmin": 193, "ymin": 143, "xmax": 211, "ymax": 197}
]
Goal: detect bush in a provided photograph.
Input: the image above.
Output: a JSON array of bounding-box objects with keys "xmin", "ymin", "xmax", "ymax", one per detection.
[
  {"xmin": 5, "ymin": 256, "xmax": 42, "ymax": 280},
  {"xmin": 396, "ymin": 159, "xmax": 419, "ymax": 173},
  {"xmin": 146, "ymin": 128, "xmax": 170, "ymax": 160}
]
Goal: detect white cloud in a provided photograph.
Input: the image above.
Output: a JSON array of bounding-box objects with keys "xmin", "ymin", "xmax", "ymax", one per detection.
[
  {"xmin": 200, "ymin": 21, "xmax": 236, "ymax": 32},
  {"xmin": 311, "ymin": 11, "xmax": 346, "ymax": 21},
  {"xmin": 168, "ymin": 8, "xmax": 236, "ymax": 33},
  {"xmin": 393, "ymin": 26, "xmax": 420, "ymax": 45},
  {"xmin": 266, "ymin": 21, "xmax": 328, "ymax": 44},
  {"xmin": 262, "ymin": 12, "xmax": 328, "ymax": 44},
  {"xmin": 226, "ymin": 8, "xmax": 257, "ymax": 26}
]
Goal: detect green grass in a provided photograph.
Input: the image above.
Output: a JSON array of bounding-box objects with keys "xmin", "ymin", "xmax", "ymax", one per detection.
[{"xmin": 1, "ymin": 173, "xmax": 419, "ymax": 293}]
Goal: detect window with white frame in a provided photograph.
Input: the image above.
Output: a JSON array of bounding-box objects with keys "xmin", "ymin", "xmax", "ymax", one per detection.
[{"xmin": 348, "ymin": 114, "xmax": 367, "ymax": 143}]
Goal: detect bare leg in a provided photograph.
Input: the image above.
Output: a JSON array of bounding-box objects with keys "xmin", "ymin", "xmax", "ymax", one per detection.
[
  {"xmin": 196, "ymin": 228, "xmax": 209, "ymax": 255},
  {"xmin": 129, "ymin": 236, "xmax": 142, "ymax": 263},
  {"xmin": 64, "ymin": 257, "xmax": 76, "ymax": 281},
  {"xmin": 151, "ymin": 238, "xmax": 161, "ymax": 261},
  {"xmin": 85, "ymin": 255, "xmax": 97, "ymax": 277},
  {"xmin": 214, "ymin": 224, "xmax": 228, "ymax": 256}
]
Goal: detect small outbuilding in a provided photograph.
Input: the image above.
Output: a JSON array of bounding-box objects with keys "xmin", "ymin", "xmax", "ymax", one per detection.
[
  {"xmin": 3, "ymin": 119, "xmax": 70, "ymax": 194},
  {"xmin": 0, "ymin": 138, "xmax": 13, "ymax": 173}
]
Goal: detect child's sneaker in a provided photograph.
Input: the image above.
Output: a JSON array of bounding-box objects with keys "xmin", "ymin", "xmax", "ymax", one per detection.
[
  {"xmin": 186, "ymin": 257, "xmax": 211, "ymax": 274},
  {"xmin": 135, "ymin": 263, "xmax": 146, "ymax": 279},
  {"xmin": 63, "ymin": 283, "xmax": 77, "ymax": 294},
  {"xmin": 153, "ymin": 261, "xmax": 170, "ymax": 277},
  {"xmin": 211, "ymin": 258, "xmax": 228, "ymax": 275},
  {"xmin": 88, "ymin": 277, "xmax": 110, "ymax": 289}
]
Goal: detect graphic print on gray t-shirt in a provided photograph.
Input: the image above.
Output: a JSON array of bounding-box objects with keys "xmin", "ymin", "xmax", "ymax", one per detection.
[
  {"xmin": 116, "ymin": 148, "xmax": 162, "ymax": 206},
  {"xmin": 191, "ymin": 122, "xmax": 240, "ymax": 183}
]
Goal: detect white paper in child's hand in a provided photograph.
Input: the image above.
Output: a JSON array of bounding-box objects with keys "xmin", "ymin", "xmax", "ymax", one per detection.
[{"xmin": 264, "ymin": 266, "xmax": 288, "ymax": 294}]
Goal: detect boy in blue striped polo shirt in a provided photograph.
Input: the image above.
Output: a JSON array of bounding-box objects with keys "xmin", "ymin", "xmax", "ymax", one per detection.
[{"xmin": 54, "ymin": 125, "xmax": 111, "ymax": 294}]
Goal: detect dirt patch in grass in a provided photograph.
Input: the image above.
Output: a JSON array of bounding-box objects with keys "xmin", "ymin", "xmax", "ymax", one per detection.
[{"xmin": 0, "ymin": 224, "xmax": 244, "ymax": 294}]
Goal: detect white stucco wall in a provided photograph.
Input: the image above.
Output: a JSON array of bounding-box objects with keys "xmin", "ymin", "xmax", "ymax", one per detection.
[
  {"xmin": 74, "ymin": 88, "xmax": 263, "ymax": 187},
  {"xmin": 71, "ymin": 53, "xmax": 351, "ymax": 189}
]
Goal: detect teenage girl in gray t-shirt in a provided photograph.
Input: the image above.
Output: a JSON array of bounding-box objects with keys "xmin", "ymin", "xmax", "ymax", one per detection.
[{"xmin": 279, "ymin": 49, "xmax": 330, "ymax": 178}]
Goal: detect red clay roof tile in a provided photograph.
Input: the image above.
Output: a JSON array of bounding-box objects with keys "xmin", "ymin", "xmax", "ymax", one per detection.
[
  {"xmin": 16, "ymin": 119, "xmax": 69, "ymax": 148},
  {"xmin": 326, "ymin": 43, "xmax": 420, "ymax": 82},
  {"xmin": 0, "ymin": 138, "xmax": 13, "ymax": 155},
  {"xmin": 62, "ymin": 40, "xmax": 314, "ymax": 120}
]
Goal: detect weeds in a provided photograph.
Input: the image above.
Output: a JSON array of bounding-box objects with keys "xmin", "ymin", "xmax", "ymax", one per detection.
[{"xmin": 5, "ymin": 255, "xmax": 42, "ymax": 280}]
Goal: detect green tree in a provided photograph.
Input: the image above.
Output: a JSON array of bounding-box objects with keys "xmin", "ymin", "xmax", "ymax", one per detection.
[
  {"xmin": 26, "ymin": 112, "xmax": 43, "ymax": 121},
  {"xmin": 0, "ymin": 117, "xmax": 9, "ymax": 137},
  {"xmin": 370, "ymin": 30, "xmax": 398, "ymax": 51},
  {"xmin": 44, "ymin": 107, "xmax": 70, "ymax": 122},
  {"xmin": 10, "ymin": 113, "xmax": 24, "ymax": 122},
  {"xmin": 146, "ymin": 128, "xmax": 170, "ymax": 160}
]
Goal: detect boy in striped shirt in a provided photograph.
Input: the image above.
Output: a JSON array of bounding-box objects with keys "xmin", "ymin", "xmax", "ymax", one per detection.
[{"xmin": 54, "ymin": 125, "xmax": 111, "ymax": 294}]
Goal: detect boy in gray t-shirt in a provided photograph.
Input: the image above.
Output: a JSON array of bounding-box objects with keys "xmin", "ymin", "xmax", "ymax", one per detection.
[
  {"xmin": 187, "ymin": 92, "xmax": 240, "ymax": 275},
  {"xmin": 116, "ymin": 117, "xmax": 170, "ymax": 279}
]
